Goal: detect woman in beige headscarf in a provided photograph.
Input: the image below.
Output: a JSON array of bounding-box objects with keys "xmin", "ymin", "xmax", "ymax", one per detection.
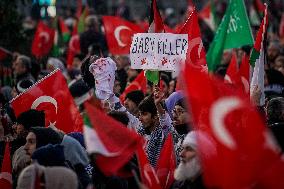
[{"xmin": 17, "ymin": 163, "xmax": 78, "ymax": 189}]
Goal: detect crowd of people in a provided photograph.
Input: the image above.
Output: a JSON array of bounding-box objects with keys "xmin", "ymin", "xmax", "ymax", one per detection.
[{"xmin": 1, "ymin": 0, "xmax": 284, "ymax": 189}]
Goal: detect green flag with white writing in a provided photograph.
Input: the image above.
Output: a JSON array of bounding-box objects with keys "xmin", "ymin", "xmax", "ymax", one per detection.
[{"xmin": 206, "ymin": 0, "xmax": 254, "ymax": 72}]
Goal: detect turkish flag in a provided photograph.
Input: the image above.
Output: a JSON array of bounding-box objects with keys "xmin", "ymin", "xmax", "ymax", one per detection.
[
  {"xmin": 0, "ymin": 143, "xmax": 12, "ymax": 189},
  {"xmin": 183, "ymin": 65, "xmax": 284, "ymax": 189},
  {"xmin": 136, "ymin": 145, "xmax": 162, "ymax": 189},
  {"xmin": 10, "ymin": 70, "xmax": 83, "ymax": 133},
  {"xmin": 31, "ymin": 21, "xmax": 55, "ymax": 58},
  {"xmin": 119, "ymin": 71, "xmax": 147, "ymax": 103},
  {"xmin": 178, "ymin": 9, "xmax": 207, "ymax": 70},
  {"xmin": 83, "ymin": 101, "xmax": 143, "ymax": 176},
  {"xmin": 67, "ymin": 22, "xmax": 81, "ymax": 67},
  {"xmin": 156, "ymin": 134, "xmax": 176, "ymax": 189},
  {"xmin": 102, "ymin": 16, "xmax": 145, "ymax": 55}
]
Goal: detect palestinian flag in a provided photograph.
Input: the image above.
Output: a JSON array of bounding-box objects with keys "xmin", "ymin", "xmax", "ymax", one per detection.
[
  {"xmin": 59, "ymin": 17, "xmax": 71, "ymax": 42},
  {"xmin": 145, "ymin": 0, "xmax": 165, "ymax": 85},
  {"xmin": 250, "ymin": 4, "xmax": 268, "ymax": 106},
  {"xmin": 249, "ymin": 0, "xmax": 265, "ymax": 26},
  {"xmin": 83, "ymin": 100, "xmax": 143, "ymax": 175},
  {"xmin": 198, "ymin": 0, "xmax": 218, "ymax": 32},
  {"xmin": 249, "ymin": 4, "xmax": 268, "ymax": 67}
]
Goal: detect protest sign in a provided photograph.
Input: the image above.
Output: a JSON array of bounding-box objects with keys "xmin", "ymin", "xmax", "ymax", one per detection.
[{"xmin": 130, "ymin": 33, "xmax": 188, "ymax": 71}]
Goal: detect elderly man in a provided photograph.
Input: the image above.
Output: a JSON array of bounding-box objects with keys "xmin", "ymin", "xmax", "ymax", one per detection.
[
  {"xmin": 173, "ymin": 131, "xmax": 206, "ymax": 189},
  {"xmin": 13, "ymin": 55, "xmax": 35, "ymax": 84}
]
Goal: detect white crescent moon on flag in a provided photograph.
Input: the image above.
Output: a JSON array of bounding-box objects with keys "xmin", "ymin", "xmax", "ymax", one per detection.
[
  {"xmin": 114, "ymin": 26, "xmax": 131, "ymax": 47},
  {"xmin": 210, "ymin": 97, "xmax": 242, "ymax": 149},
  {"xmin": 186, "ymin": 37, "xmax": 204, "ymax": 67},
  {"xmin": 31, "ymin": 96, "xmax": 58, "ymax": 114},
  {"xmin": 241, "ymin": 76, "xmax": 249, "ymax": 93},
  {"xmin": 39, "ymin": 32, "xmax": 50, "ymax": 44}
]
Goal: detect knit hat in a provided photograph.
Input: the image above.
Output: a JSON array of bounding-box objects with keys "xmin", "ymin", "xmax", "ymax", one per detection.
[
  {"xmin": 44, "ymin": 166, "xmax": 78, "ymax": 189},
  {"xmin": 29, "ymin": 127, "xmax": 62, "ymax": 148},
  {"xmin": 31, "ymin": 144, "xmax": 66, "ymax": 166},
  {"xmin": 183, "ymin": 131, "xmax": 198, "ymax": 151},
  {"xmin": 125, "ymin": 90, "xmax": 144, "ymax": 106},
  {"xmin": 67, "ymin": 132, "xmax": 85, "ymax": 148},
  {"xmin": 17, "ymin": 163, "xmax": 45, "ymax": 189},
  {"xmin": 17, "ymin": 163, "xmax": 78, "ymax": 189},
  {"xmin": 16, "ymin": 109, "xmax": 45, "ymax": 130},
  {"xmin": 183, "ymin": 131, "xmax": 217, "ymax": 158}
]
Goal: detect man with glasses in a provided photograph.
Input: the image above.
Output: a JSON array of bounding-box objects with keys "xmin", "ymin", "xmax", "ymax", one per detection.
[{"xmin": 171, "ymin": 98, "xmax": 192, "ymax": 163}]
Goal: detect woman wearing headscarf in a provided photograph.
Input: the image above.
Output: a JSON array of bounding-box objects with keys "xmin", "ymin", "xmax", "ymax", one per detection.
[
  {"xmin": 24, "ymin": 127, "xmax": 91, "ymax": 188},
  {"xmin": 17, "ymin": 163, "xmax": 78, "ymax": 189}
]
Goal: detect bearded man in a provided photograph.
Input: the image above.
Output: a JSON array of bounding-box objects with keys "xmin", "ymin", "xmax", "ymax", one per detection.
[{"xmin": 173, "ymin": 131, "xmax": 206, "ymax": 189}]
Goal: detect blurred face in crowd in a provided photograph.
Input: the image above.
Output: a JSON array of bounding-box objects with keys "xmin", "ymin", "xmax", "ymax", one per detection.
[
  {"xmin": 268, "ymin": 44, "xmax": 280, "ymax": 62},
  {"xmin": 126, "ymin": 67, "xmax": 138, "ymax": 81},
  {"xmin": 274, "ymin": 57, "xmax": 284, "ymax": 76},
  {"xmin": 72, "ymin": 57, "xmax": 82, "ymax": 69},
  {"xmin": 221, "ymin": 51, "xmax": 232, "ymax": 65},
  {"xmin": 114, "ymin": 80, "xmax": 121, "ymax": 95},
  {"xmin": 12, "ymin": 122, "xmax": 26, "ymax": 138},
  {"xmin": 146, "ymin": 84, "xmax": 153, "ymax": 96},
  {"xmin": 139, "ymin": 111, "xmax": 157, "ymax": 130},
  {"xmin": 160, "ymin": 80, "xmax": 169, "ymax": 97},
  {"xmin": 174, "ymin": 144, "xmax": 201, "ymax": 181},
  {"xmin": 13, "ymin": 57, "xmax": 26, "ymax": 76},
  {"xmin": 11, "ymin": 87, "xmax": 18, "ymax": 98},
  {"xmin": 169, "ymin": 80, "xmax": 176, "ymax": 95},
  {"xmin": 172, "ymin": 105, "xmax": 188, "ymax": 127},
  {"xmin": 124, "ymin": 98, "xmax": 138, "ymax": 115},
  {"xmin": 24, "ymin": 132, "xmax": 37, "ymax": 156},
  {"xmin": 180, "ymin": 144, "xmax": 196, "ymax": 163},
  {"xmin": 115, "ymin": 56, "xmax": 129, "ymax": 70}
]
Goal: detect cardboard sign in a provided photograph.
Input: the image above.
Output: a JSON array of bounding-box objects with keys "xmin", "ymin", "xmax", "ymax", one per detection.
[{"xmin": 130, "ymin": 33, "xmax": 188, "ymax": 71}]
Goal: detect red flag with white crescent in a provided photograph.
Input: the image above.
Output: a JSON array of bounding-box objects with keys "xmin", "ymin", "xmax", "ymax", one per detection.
[
  {"xmin": 10, "ymin": 70, "xmax": 83, "ymax": 133},
  {"xmin": 178, "ymin": 9, "xmax": 207, "ymax": 71},
  {"xmin": 183, "ymin": 63, "xmax": 284, "ymax": 189},
  {"xmin": 102, "ymin": 16, "xmax": 145, "ymax": 55},
  {"xmin": 31, "ymin": 21, "xmax": 55, "ymax": 58}
]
